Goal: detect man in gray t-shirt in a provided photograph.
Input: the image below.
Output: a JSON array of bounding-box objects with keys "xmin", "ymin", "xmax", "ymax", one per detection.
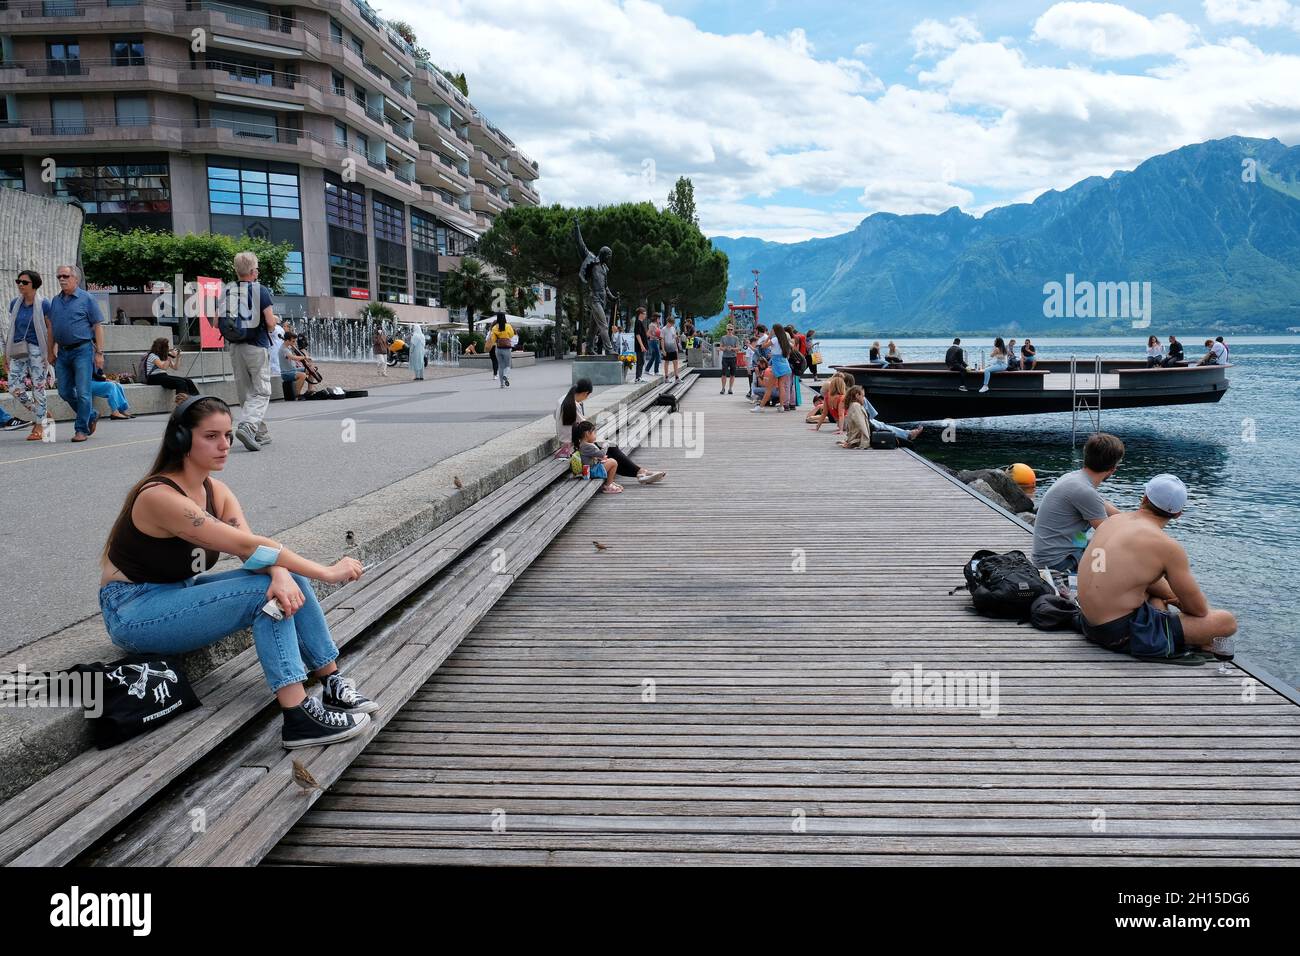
[
  {"xmin": 719, "ymin": 323, "xmax": 739, "ymax": 395},
  {"xmin": 1030, "ymin": 433, "xmax": 1124, "ymax": 572}
]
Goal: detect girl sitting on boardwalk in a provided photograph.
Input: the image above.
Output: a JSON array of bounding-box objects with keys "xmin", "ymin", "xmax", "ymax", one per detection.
[
  {"xmin": 554, "ymin": 378, "xmax": 592, "ymax": 458},
  {"xmin": 572, "ymin": 419, "xmax": 665, "ymax": 494},
  {"xmin": 99, "ymin": 396, "xmax": 376, "ymax": 750},
  {"xmin": 807, "ymin": 373, "xmax": 846, "ymax": 431}
]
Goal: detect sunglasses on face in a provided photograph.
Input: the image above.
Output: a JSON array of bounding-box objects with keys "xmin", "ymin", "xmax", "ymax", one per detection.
[
  {"xmin": 57, "ymin": 274, "xmax": 73, "ymax": 280},
  {"xmin": 15, "ymin": 279, "xmax": 31, "ymax": 286}
]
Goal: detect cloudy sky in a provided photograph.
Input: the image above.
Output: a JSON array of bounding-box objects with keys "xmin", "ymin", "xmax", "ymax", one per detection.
[{"xmin": 380, "ymin": 0, "xmax": 1300, "ymax": 241}]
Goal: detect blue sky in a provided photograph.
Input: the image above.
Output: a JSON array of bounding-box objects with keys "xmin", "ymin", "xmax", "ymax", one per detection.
[{"xmin": 383, "ymin": 1, "xmax": 1300, "ymax": 240}]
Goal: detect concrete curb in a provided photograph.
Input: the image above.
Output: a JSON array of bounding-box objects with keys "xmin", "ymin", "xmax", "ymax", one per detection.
[{"xmin": 0, "ymin": 374, "xmax": 664, "ymax": 801}]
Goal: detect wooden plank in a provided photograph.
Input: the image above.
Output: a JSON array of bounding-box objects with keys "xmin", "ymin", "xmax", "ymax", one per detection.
[{"xmin": 276, "ymin": 383, "xmax": 1300, "ymax": 864}]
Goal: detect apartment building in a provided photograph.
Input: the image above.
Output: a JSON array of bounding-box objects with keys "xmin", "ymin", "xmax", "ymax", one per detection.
[{"xmin": 0, "ymin": 0, "xmax": 541, "ymax": 321}]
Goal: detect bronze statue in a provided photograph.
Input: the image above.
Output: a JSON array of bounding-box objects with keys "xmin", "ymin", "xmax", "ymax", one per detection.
[{"xmin": 574, "ymin": 218, "xmax": 616, "ymax": 355}]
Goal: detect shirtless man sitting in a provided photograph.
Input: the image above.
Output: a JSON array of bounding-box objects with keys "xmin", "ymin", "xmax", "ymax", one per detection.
[{"xmin": 1077, "ymin": 474, "xmax": 1237, "ymax": 659}]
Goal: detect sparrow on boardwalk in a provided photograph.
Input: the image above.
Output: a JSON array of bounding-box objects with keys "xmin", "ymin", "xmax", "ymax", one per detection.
[
  {"xmin": 453, "ymin": 476, "xmax": 464, "ymax": 490},
  {"xmin": 592, "ymin": 540, "xmax": 610, "ymax": 552},
  {"xmin": 292, "ymin": 759, "xmax": 321, "ymax": 792},
  {"xmin": 345, "ymin": 530, "xmax": 355, "ymax": 544}
]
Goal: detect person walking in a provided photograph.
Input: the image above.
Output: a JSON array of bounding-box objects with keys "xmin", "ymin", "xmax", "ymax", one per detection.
[
  {"xmin": 646, "ymin": 313, "xmax": 662, "ymax": 377},
  {"xmin": 409, "ymin": 324, "xmax": 427, "ymax": 381},
  {"xmin": 485, "ymin": 312, "xmax": 515, "ymax": 388},
  {"xmin": 229, "ymin": 252, "xmax": 277, "ymax": 451},
  {"xmin": 47, "ymin": 264, "xmax": 105, "ymax": 443},
  {"xmin": 5, "ymin": 269, "xmax": 53, "ymax": 441},
  {"xmin": 661, "ymin": 316, "xmax": 681, "ymax": 383},
  {"xmin": 633, "ymin": 307, "xmax": 648, "ymax": 384},
  {"xmin": 372, "ymin": 326, "xmax": 389, "ymax": 377},
  {"xmin": 718, "ymin": 322, "xmax": 740, "ymax": 395}
]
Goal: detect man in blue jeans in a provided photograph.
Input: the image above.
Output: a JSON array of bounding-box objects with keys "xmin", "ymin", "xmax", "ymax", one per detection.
[{"xmin": 48, "ymin": 265, "xmax": 105, "ymax": 442}]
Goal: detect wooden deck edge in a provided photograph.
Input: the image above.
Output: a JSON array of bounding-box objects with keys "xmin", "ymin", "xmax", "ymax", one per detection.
[{"xmin": 905, "ymin": 447, "xmax": 1300, "ymax": 708}]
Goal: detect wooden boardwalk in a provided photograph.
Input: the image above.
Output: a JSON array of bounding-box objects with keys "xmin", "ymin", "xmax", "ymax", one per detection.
[{"xmin": 269, "ymin": 387, "xmax": 1300, "ymax": 865}]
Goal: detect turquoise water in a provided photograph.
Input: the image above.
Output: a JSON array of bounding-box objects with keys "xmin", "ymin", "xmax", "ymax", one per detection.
[{"xmin": 817, "ymin": 336, "xmax": 1300, "ymax": 692}]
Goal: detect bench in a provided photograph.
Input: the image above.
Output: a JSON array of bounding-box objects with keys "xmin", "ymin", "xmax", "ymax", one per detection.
[{"xmin": 0, "ymin": 373, "xmax": 697, "ymax": 867}]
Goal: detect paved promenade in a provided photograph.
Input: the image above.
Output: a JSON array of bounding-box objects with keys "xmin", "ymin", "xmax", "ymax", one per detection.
[{"xmin": 0, "ymin": 359, "xmax": 576, "ymax": 653}]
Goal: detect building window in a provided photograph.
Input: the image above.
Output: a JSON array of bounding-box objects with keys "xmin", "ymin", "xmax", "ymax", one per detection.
[
  {"xmin": 331, "ymin": 71, "xmax": 345, "ymax": 96},
  {"xmin": 207, "ymin": 161, "xmax": 299, "ymax": 219},
  {"xmin": 410, "ymin": 212, "xmax": 438, "ymax": 252},
  {"xmin": 111, "ymin": 36, "xmax": 145, "ymax": 67},
  {"xmin": 325, "ymin": 178, "xmax": 366, "ymax": 232},
  {"xmin": 330, "ymin": 17, "xmax": 344, "ymax": 45},
  {"xmin": 46, "ymin": 40, "xmax": 81, "ymax": 76},
  {"xmin": 281, "ymin": 250, "xmax": 305, "ymax": 296},
  {"xmin": 208, "ymin": 54, "xmax": 277, "ymax": 87},
  {"xmin": 544, "ymin": 288, "xmax": 551, "ymax": 302},
  {"xmin": 329, "ymin": 254, "xmax": 368, "ymax": 299},
  {"xmin": 373, "ymin": 196, "xmax": 404, "ymax": 244},
  {"xmin": 0, "ymin": 164, "xmax": 23, "ymax": 191},
  {"xmin": 378, "ymin": 263, "xmax": 408, "ymax": 303},
  {"xmin": 56, "ymin": 155, "xmax": 170, "ymax": 216},
  {"xmin": 355, "ymin": 133, "xmax": 369, "ymax": 162},
  {"xmin": 333, "ymin": 122, "xmax": 348, "ymax": 147},
  {"xmin": 350, "ymin": 36, "xmax": 364, "ymax": 58},
  {"xmin": 414, "ymin": 270, "xmax": 439, "ymax": 307},
  {"xmin": 114, "ymin": 95, "xmax": 149, "ymax": 127}
]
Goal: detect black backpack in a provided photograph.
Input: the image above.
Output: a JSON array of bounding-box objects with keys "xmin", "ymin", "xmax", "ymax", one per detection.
[
  {"xmin": 1028, "ymin": 593, "xmax": 1084, "ymax": 632},
  {"xmin": 787, "ymin": 347, "xmax": 807, "ymax": 374},
  {"xmin": 952, "ymin": 549, "xmax": 1054, "ymax": 619},
  {"xmin": 217, "ymin": 283, "xmax": 264, "ymax": 344}
]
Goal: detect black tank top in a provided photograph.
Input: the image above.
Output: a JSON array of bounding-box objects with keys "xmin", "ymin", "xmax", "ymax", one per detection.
[{"xmin": 107, "ymin": 476, "xmax": 221, "ymax": 584}]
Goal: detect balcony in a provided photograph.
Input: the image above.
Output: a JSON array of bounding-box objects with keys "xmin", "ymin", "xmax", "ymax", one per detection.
[
  {"xmin": 416, "ymin": 184, "xmax": 477, "ymax": 230},
  {"xmin": 470, "ymin": 148, "xmax": 510, "ymax": 188},
  {"xmin": 510, "ymin": 176, "xmax": 540, "ymax": 206},
  {"xmin": 469, "ymin": 182, "xmax": 508, "ymax": 214},
  {"xmin": 417, "ymin": 149, "xmax": 471, "ymax": 192},
  {"xmin": 468, "ymin": 110, "xmax": 510, "ymax": 158}
]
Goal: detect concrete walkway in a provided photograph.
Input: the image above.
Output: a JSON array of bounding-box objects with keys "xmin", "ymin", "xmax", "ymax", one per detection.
[{"xmin": 0, "ymin": 358, "xmax": 579, "ymax": 653}]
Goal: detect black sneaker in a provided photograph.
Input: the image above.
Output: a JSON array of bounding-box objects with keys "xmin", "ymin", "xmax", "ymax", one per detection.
[
  {"xmin": 282, "ymin": 695, "xmax": 370, "ymax": 749},
  {"xmin": 321, "ymin": 673, "xmax": 379, "ymax": 714},
  {"xmin": 2, "ymin": 418, "xmax": 29, "ymax": 431}
]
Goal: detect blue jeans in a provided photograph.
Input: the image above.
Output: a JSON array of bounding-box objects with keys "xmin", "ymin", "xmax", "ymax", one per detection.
[
  {"xmin": 982, "ymin": 360, "xmax": 1007, "ymax": 388},
  {"xmin": 55, "ymin": 340, "xmax": 97, "ymax": 435},
  {"xmin": 91, "ymin": 379, "xmax": 128, "ymax": 413},
  {"xmin": 98, "ymin": 569, "xmax": 339, "ymax": 693},
  {"xmin": 0, "ymin": 406, "xmax": 12, "ymax": 426},
  {"xmin": 647, "ymin": 340, "xmax": 661, "ymax": 374}
]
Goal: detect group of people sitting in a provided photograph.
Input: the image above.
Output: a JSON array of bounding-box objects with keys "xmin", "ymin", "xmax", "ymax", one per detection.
[
  {"xmin": 1146, "ymin": 335, "xmax": 1230, "ymax": 367},
  {"xmin": 1032, "ymin": 432, "xmax": 1236, "ymax": 659},
  {"xmin": 804, "ymin": 370, "xmax": 923, "ymax": 446},
  {"xmin": 944, "ymin": 337, "xmax": 1038, "ymax": 392}
]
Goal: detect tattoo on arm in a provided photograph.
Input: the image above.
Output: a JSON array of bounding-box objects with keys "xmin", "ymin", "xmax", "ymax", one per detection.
[
  {"xmin": 225, "ymin": 517, "xmax": 240, "ymax": 528},
  {"xmin": 184, "ymin": 509, "xmax": 206, "ymax": 528}
]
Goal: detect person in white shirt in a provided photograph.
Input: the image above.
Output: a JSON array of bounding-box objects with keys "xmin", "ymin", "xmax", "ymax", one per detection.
[
  {"xmin": 1198, "ymin": 338, "xmax": 1227, "ymax": 366},
  {"xmin": 1145, "ymin": 335, "xmax": 1164, "ymax": 368},
  {"xmin": 660, "ymin": 317, "xmax": 681, "ymax": 383},
  {"xmin": 554, "ymin": 378, "xmax": 591, "ymax": 458}
]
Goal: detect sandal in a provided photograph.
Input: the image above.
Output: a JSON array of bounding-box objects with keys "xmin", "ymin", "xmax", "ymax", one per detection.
[
  {"xmin": 601, "ymin": 483, "xmax": 624, "ymax": 494},
  {"xmin": 110, "ymin": 412, "xmax": 132, "ymax": 420}
]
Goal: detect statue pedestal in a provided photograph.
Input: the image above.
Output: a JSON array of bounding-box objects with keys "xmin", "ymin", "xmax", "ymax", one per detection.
[{"xmin": 574, "ymin": 354, "xmax": 624, "ymax": 386}]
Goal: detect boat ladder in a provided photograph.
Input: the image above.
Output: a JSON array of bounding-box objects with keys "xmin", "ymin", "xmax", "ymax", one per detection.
[{"xmin": 1070, "ymin": 353, "xmax": 1102, "ymax": 446}]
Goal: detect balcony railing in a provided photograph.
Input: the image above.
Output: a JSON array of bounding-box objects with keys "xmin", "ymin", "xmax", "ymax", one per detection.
[{"xmin": 197, "ymin": 0, "xmax": 298, "ymax": 34}]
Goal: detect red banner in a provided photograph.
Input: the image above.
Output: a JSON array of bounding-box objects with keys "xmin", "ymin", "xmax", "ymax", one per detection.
[
  {"xmin": 348, "ymin": 288, "xmax": 370, "ymax": 300},
  {"xmin": 197, "ymin": 276, "xmax": 225, "ymax": 349}
]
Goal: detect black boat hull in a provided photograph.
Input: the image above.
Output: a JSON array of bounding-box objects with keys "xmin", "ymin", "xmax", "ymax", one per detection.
[{"xmin": 832, "ymin": 360, "xmax": 1230, "ymax": 423}]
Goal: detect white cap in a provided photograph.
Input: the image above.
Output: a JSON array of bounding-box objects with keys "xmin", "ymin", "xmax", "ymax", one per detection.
[{"xmin": 1144, "ymin": 474, "xmax": 1188, "ymax": 514}]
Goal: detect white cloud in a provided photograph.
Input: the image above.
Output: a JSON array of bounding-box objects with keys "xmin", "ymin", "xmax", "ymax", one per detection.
[
  {"xmin": 1203, "ymin": 0, "xmax": 1297, "ymax": 28},
  {"xmin": 853, "ymin": 42, "xmax": 876, "ymax": 59},
  {"xmin": 911, "ymin": 16, "xmax": 983, "ymax": 58},
  {"xmin": 1032, "ymin": 2, "xmax": 1197, "ymax": 58},
  {"xmin": 376, "ymin": 0, "xmax": 1300, "ymax": 242}
]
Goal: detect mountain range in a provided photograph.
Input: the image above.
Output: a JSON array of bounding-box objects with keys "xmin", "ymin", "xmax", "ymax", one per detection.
[{"xmin": 709, "ymin": 137, "xmax": 1300, "ymax": 336}]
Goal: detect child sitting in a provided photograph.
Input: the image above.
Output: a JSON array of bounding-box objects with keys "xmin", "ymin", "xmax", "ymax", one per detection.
[{"xmin": 574, "ymin": 420, "xmax": 623, "ymax": 494}]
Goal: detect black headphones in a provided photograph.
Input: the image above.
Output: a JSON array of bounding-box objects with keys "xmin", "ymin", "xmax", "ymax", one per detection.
[{"xmin": 164, "ymin": 395, "xmax": 212, "ymax": 454}]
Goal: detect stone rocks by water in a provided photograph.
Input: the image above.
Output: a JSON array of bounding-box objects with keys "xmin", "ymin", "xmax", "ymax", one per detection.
[{"xmin": 957, "ymin": 468, "xmax": 1035, "ymax": 514}]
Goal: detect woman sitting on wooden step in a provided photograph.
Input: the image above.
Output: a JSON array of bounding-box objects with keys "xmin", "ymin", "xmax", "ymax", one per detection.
[
  {"xmin": 98, "ymin": 396, "xmax": 377, "ymax": 749},
  {"xmin": 554, "ymin": 377, "xmax": 592, "ymax": 458}
]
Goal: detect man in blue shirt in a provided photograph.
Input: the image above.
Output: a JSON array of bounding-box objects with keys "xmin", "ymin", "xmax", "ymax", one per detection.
[
  {"xmin": 47, "ymin": 265, "xmax": 105, "ymax": 442},
  {"xmin": 230, "ymin": 251, "xmax": 277, "ymax": 451}
]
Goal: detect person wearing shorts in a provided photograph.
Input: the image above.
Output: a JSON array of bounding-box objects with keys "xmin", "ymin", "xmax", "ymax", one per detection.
[
  {"xmin": 719, "ymin": 322, "xmax": 739, "ymax": 394},
  {"xmin": 661, "ymin": 317, "xmax": 681, "ymax": 382},
  {"xmin": 1081, "ymin": 600, "xmax": 1185, "ymax": 657}
]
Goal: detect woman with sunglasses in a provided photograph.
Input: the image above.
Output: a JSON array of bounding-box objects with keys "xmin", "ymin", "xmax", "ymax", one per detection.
[{"xmin": 4, "ymin": 270, "xmax": 54, "ymax": 441}]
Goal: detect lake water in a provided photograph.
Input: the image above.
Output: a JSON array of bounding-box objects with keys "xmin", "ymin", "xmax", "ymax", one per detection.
[{"xmin": 816, "ymin": 336, "xmax": 1300, "ymax": 692}]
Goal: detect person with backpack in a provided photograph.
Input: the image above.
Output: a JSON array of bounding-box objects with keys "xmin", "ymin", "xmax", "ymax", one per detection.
[
  {"xmin": 98, "ymin": 395, "xmax": 377, "ymax": 749},
  {"xmin": 1078, "ymin": 474, "xmax": 1237, "ymax": 659},
  {"xmin": 1031, "ymin": 432, "xmax": 1123, "ymax": 574},
  {"xmin": 226, "ymin": 251, "xmax": 277, "ymax": 451},
  {"xmin": 484, "ymin": 312, "xmax": 515, "ymax": 388}
]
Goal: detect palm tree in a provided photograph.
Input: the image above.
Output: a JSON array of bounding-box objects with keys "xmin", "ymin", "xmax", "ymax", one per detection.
[{"xmin": 441, "ymin": 257, "xmax": 496, "ymax": 331}]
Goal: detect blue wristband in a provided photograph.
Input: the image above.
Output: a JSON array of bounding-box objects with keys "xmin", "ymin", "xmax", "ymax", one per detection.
[{"xmin": 242, "ymin": 544, "xmax": 282, "ymax": 570}]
